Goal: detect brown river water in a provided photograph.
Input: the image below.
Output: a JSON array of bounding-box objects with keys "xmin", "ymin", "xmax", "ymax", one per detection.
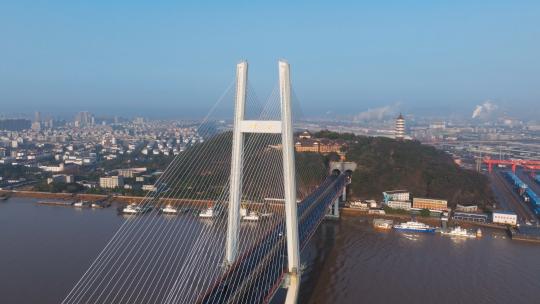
[{"xmin": 1, "ymin": 198, "xmax": 540, "ymax": 304}]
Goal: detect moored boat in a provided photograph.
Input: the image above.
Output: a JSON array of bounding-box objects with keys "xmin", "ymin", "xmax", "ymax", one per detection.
[
  {"xmin": 373, "ymin": 218, "xmax": 393, "ymax": 230},
  {"xmin": 394, "ymin": 221, "xmax": 436, "ymax": 233},
  {"xmin": 73, "ymin": 200, "xmax": 90, "ymax": 208},
  {"xmin": 91, "ymin": 201, "xmax": 110, "ymax": 208},
  {"xmin": 199, "ymin": 206, "xmax": 218, "ymax": 218},
  {"xmin": 121, "ymin": 203, "xmax": 151, "ymax": 214},
  {"xmin": 476, "ymin": 228, "xmax": 482, "ymax": 238},
  {"xmin": 441, "ymin": 226, "xmax": 476, "ymax": 238},
  {"xmin": 161, "ymin": 204, "xmax": 179, "ymax": 214},
  {"xmin": 242, "ymin": 211, "xmax": 260, "ymax": 221}
]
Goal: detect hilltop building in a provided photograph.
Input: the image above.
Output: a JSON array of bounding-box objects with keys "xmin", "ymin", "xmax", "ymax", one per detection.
[
  {"xmin": 395, "ymin": 113, "xmax": 405, "ymax": 140},
  {"xmin": 294, "ymin": 131, "xmax": 346, "ymax": 155}
]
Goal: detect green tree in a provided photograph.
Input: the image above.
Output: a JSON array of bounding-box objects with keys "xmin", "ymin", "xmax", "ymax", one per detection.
[{"xmin": 419, "ymin": 208, "xmax": 431, "ymax": 217}]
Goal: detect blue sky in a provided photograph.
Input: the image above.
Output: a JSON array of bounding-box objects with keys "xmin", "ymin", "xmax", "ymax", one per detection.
[{"xmin": 1, "ymin": 1, "xmax": 539, "ymax": 118}]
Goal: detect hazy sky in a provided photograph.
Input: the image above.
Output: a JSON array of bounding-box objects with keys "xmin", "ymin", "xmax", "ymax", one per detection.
[{"xmin": 1, "ymin": 1, "xmax": 539, "ymax": 118}]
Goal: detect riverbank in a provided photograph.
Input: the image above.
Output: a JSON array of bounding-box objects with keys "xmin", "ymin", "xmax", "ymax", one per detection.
[
  {"xmin": 341, "ymin": 207, "xmax": 508, "ymax": 230},
  {"xmin": 0, "ymin": 189, "xmax": 214, "ymax": 207}
]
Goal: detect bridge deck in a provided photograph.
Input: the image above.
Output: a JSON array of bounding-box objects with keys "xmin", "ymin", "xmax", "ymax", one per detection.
[{"xmin": 199, "ymin": 174, "xmax": 347, "ymax": 303}]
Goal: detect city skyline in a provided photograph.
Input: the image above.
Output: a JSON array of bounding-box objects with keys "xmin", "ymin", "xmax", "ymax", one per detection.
[{"xmin": 2, "ymin": 3, "xmax": 540, "ymax": 302}]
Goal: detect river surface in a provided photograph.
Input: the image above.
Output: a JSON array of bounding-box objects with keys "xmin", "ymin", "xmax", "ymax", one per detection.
[{"xmin": 1, "ymin": 198, "xmax": 540, "ymax": 304}]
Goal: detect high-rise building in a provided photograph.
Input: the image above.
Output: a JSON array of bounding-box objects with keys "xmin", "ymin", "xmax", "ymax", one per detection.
[
  {"xmin": 34, "ymin": 111, "xmax": 41, "ymax": 123},
  {"xmin": 75, "ymin": 111, "xmax": 94, "ymax": 127},
  {"xmin": 395, "ymin": 113, "xmax": 405, "ymax": 140}
]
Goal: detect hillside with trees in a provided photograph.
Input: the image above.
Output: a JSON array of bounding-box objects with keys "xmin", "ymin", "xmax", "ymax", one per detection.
[{"xmin": 312, "ymin": 131, "xmax": 493, "ymax": 208}]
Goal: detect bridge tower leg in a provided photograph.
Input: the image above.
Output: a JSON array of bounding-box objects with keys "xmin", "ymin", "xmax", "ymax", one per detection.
[
  {"xmin": 225, "ymin": 61, "xmax": 248, "ymax": 265},
  {"xmin": 280, "ymin": 60, "xmax": 301, "ymax": 304}
]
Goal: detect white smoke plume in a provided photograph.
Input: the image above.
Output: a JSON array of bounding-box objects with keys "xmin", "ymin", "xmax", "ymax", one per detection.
[
  {"xmin": 472, "ymin": 100, "xmax": 498, "ymax": 119},
  {"xmin": 353, "ymin": 103, "xmax": 400, "ymax": 121}
]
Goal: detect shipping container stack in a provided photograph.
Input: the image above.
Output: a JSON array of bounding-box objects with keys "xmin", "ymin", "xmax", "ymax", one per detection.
[{"xmin": 504, "ymin": 172, "xmax": 540, "ymax": 217}]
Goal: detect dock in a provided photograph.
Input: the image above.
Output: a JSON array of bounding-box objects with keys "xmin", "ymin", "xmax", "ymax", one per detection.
[
  {"xmin": 509, "ymin": 226, "xmax": 540, "ymax": 243},
  {"xmin": 37, "ymin": 201, "xmax": 74, "ymax": 207}
]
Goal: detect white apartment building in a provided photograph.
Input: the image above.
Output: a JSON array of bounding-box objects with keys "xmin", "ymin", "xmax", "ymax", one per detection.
[{"xmin": 99, "ymin": 176, "xmax": 124, "ymax": 189}]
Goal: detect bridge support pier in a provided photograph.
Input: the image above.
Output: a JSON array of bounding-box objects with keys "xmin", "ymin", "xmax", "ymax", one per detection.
[
  {"xmin": 325, "ymin": 197, "xmax": 340, "ymax": 219},
  {"xmin": 284, "ymin": 271, "xmax": 300, "ymax": 304}
]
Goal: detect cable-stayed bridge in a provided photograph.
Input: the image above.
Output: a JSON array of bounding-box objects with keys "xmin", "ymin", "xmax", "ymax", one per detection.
[{"xmin": 62, "ymin": 60, "xmax": 351, "ymax": 304}]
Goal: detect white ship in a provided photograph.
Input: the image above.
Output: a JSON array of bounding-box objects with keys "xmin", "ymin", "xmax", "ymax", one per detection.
[
  {"xmin": 394, "ymin": 221, "xmax": 436, "ymax": 233},
  {"xmin": 242, "ymin": 211, "xmax": 260, "ymax": 221},
  {"xmin": 121, "ymin": 204, "xmax": 151, "ymax": 214},
  {"xmin": 73, "ymin": 201, "xmax": 90, "ymax": 208},
  {"xmin": 161, "ymin": 205, "xmax": 179, "ymax": 214},
  {"xmin": 199, "ymin": 207, "xmax": 217, "ymax": 218},
  {"xmin": 441, "ymin": 226, "xmax": 476, "ymax": 238},
  {"xmin": 91, "ymin": 201, "xmax": 109, "ymax": 208}
]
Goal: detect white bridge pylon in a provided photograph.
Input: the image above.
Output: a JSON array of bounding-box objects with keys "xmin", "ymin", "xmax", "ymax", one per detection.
[{"xmin": 225, "ymin": 60, "xmax": 301, "ymax": 302}]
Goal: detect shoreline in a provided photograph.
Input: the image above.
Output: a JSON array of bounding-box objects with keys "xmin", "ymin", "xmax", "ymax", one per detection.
[
  {"xmin": 0, "ymin": 189, "xmax": 214, "ymax": 207},
  {"xmin": 0, "ymin": 189, "xmax": 514, "ymax": 232},
  {"xmin": 341, "ymin": 207, "xmax": 508, "ymax": 230}
]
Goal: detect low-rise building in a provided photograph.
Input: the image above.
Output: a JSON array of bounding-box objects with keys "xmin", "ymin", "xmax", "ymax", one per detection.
[
  {"xmin": 117, "ymin": 168, "xmax": 147, "ymax": 178},
  {"xmin": 387, "ymin": 200, "xmax": 411, "ymax": 210},
  {"xmin": 47, "ymin": 174, "xmax": 74, "ymax": 184},
  {"xmin": 412, "ymin": 197, "xmax": 448, "ymax": 211},
  {"xmin": 39, "ymin": 163, "xmax": 65, "ymax": 173},
  {"xmin": 456, "ymin": 204, "xmax": 478, "ymax": 213},
  {"xmin": 492, "ymin": 211, "xmax": 518, "ymax": 226},
  {"xmin": 383, "ymin": 190, "xmax": 410, "ymax": 203},
  {"xmin": 99, "ymin": 176, "xmax": 124, "ymax": 189},
  {"xmin": 349, "ymin": 201, "xmax": 369, "ymax": 210},
  {"xmin": 452, "ymin": 211, "xmax": 489, "ymax": 223},
  {"xmin": 142, "ymin": 184, "xmax": 156, "ymax": 191},
  {"xmin": 368, "ymin": 209, "xmax": 386, "ymax": 215},
  {"xmin": 365, "ymin": 200, "xmax": 378, "ymax": 208}
]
